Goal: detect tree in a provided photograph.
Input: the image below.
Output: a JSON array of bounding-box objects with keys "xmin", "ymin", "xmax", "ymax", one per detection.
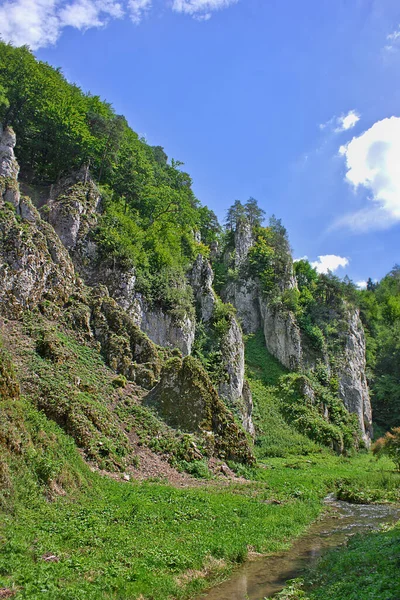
[
  {"xmin": 225, "ymin": 200, "xmax": 246, "ymax": 231},
  {"xmin": 373, "ymin": 427, "xmax": 400, "ymax": 471},
  {"xmin": 198, "ymin": 206, "xmax": 221, "ymax": 245},
  {"xmin": 294, "ymin": 259, "xmax": 318, "ymax": 291},
  {"xmin": 244, "ymin": 197, "xmax": 265, "ymax": 228},
  {"xmin": 152, "ymin": 146, "xmax": 168, "ymax": 165}
]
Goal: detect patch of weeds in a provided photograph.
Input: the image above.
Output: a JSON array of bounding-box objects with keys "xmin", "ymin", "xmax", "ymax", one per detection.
[{"xmin": 179, "ymin": 460, "xmax": 212, "ymax": 479}]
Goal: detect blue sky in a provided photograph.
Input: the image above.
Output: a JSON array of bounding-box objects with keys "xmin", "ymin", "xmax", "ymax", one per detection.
[{"xmin": 2, "ymin": 0, "xmax": 400, "ymax": 284}]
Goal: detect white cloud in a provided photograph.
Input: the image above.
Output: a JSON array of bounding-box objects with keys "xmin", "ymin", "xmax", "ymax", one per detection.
[
  {"xmin": 338, "ymin": 116, "xmax": 400, "ymax": 231},
  {"xmin": 335, "ymin": 110, "xmax": 360, "ymax": 132},
  {"xmin": 0, "ymin": 0, "xmax": 231, "ymax": 49},
  {"xmin": 356, "ymin": 280, "xmax": 367, "ymax": 289},
  {"xmin": 320, "ymin": 110, "xmax": 360, "ymax": 133},
  {"xmin": 384, "ymin": 25, "xmax": 400, "ymax": 52},
  {"xmin": 310, "ymin": 255, "xmax": 349, "ymax": 274},
  {"xmin": 0, "ymin": 0, "xmax": 60, "ymax": 49},
  {"xmin": 293, "ymin": 255, "xmax": 308, "ymax": 262},
  {"xmin": 128, "ymin": 0, "xmax": 151, "ymax": 24},
  {"xmin": 319, "ymin": 117, "xmax": 334, "ymax": 131},
  {"xmin": 60, "ymin": 0, "xmax": 124, "ymax": 30},
  {"xmin": 0, "ymin": 0, "xmax": 125, "ymax": 48},
  {"xmin": 193, "ymin": 12, "xmax": 212, "ymax": 21},
  {"xmin": 171, "ymin": 0, "xmax": 238, "ymax": 17}
]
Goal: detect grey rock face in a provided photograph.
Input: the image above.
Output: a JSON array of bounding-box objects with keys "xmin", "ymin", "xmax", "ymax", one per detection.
[
  {"xmin": 47, "ymin": 170, "xmax": 101, "ymax": 251},
  {"xmin": 0, "ymin": 127, "xmax": 76, "ymax": 318},
  {"xmin": 45, "ymin": 176, "xmax": 195, "ymax": 356},
  {"xmin": 0, "ymin": 125, "xmax": 20, "ymax": 207},
  {"xmin": 0, "ymin": 126, "xmax": 19, "ymax": 179},
  {"xmin": 218, "ymin": 315, "xmax": 255, "ymax": 436},
  {"xmin": 338, "ymin": 309, "xmax": 373, "ymax": 446},
  {"xmin": 189, "ymin": 253, "xmax": 254, "ymax": 434},
  {"xmin": 190, "ymin": 254, "xmax": 217, "ymax": 322},
  {"xmin": 0, "ymin": 207, "xmax": 76, "ymax": 319},
  {"xmin": 234, "ymin": 221, "xmax": 254, "ymax": 266},
  {"xmin": 132, "ymin": 293, "xmax": 195, "ymax": 356},
  {"xmin": 241, "ymin": 381, "xmax": 255, "ymax": 436},
  {"xmin": 223, "ymin": 222, "xmax": 262, "ymax": 334},
  {"xmin": 225, "ymin": 278, "xmax": 262, "ymax": 334},
  {"xmin": 259, "ymin": 301, "xmax": 303, "ymax": 370},
  {"xmin": 223, "ymin": 221, "xmax": 373, "ymax": 444}
]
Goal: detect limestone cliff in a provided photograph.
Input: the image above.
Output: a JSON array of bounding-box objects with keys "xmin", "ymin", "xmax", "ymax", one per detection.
[
  {"xmin": 218, "ymin": 315, "xmax": 255, "ymax": 436},
  {"xmin": 338, "ymin": 308, "xmax": 373, "ymax": 444},
  {"xmin": 0, "ymin": 127, "xmax": 77, "ymax": 318},
  {"xmin": 190, "ymin": 253, "xmax": 255, "ymax": 435},
  {"xmin": 0, "ymin": 128, "xmax": 254, "ymax": 466},
  {"xmin": 44, "ymin": 174, "xmax": 195, "ymax": 356},
  {"xmin": 221, "ymin": 220, "xmax": 373, "ymax": 445}
]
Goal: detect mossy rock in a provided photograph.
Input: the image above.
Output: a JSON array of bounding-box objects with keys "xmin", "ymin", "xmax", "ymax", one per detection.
[
  {"xmin": 145, "ymin": 355, "xmax": 254, "ymax": 464},
  {"xmin": 134, "ymin": 364, "xmax": 157, "ymax": 390},
  {"xmin": 89, "ymin": 290, "xmax": 162, "ymax": 383},
  {"xmin": 36, "ymin": 329, "xmax": 72, "ymax": 364},
  {"xmin": 0, "ymin": 346, "xmax": 20, "ymax": 401}
]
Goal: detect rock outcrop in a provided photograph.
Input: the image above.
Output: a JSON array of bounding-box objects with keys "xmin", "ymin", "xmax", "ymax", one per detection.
[
  {"xmin": 44, "ymin": 177, "xmax": 195, "ymax": 356},
  {"xmin": 338, "ymin": 309, "xmax": 373, "ymax": 445},
  {"xmin": 218, "ymin": 315, "xmax": 255, "ymax": 436},
  {"xmin": 145, "ymin": 355, "xmax": 255, "ymax": 464},
  {"xmin": 130, "ymin": 294, "xmax": 195, "ymax": 356},
  {"xmin": 259, "ymin": 302, "xmax": 302, "ymax": 370},
  {"xmin": 223, "ymin": 222, "xmax": 262, "ymax": 333},
  {"xmin": 0, "ymin": 127, "xmax": 76, "ymax": 318},
  {"xmin": 190, "ymin": 253, "xmax": 255, "ymax": 435},
  {"xmin": 0, "ymin": 125, "xmax": 20, "ymax": 206},
  {"xmin": 0, "ymin": 128, "xmax": 255, "ymax": 465},
  {"xmin": 190, "ymin": 254, "xmax": 217, "ymax": 323},
  {"xmin": 46, "ymin": 168, "xmax": 100, "ymax": 252},
  {"xmin": 225, "ymin": 278, "xmax": 262, "ymax": 334},
  {"xmin": 223, "ymin": 220, "xmax": 373, "ymax": 444}
]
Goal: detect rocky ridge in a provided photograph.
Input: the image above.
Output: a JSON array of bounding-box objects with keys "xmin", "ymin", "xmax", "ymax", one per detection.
[
  {"xmin": 222, "ymin": 221, "xmax": 373, "ymax": 445},
  {"xmin": 0, "ymin": 126, "xmax": 254, "ymax": 467},
  {"xmin": 0, "ymin": 124, "xmax": 372, "ymax": 453}
]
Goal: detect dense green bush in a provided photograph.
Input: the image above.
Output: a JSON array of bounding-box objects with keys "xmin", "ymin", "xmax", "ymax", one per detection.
[{"xmin": 278, "ymin": 373, "xmax": 360, "ymax": 453}]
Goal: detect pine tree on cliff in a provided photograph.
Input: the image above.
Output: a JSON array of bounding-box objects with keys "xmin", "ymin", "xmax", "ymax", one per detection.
[
  {"xmin": 225, "ymin": 197, "xmax": 265, "ymax": 231},
  {"xmin": 245, "ymin": 197, "xmax": 265, "ymax": 228},
  {"xmin": 225, "ymin": 200, "xmax": 246, "ymax": 231}
]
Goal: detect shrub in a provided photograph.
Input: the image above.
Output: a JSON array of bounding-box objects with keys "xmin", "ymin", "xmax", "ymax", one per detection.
[
  {"xmin": 373, "ymin": 427, "xmax": 400, "ymax": 471},
  {"xmin": 278, "ymin": 373, "xmax": 360, "ymax": 453}
]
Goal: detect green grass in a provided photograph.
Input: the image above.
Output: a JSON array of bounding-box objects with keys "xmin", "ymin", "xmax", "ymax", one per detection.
[
  {"xmin": 1, "ymin": 449, "xmax": 324, "ymax": 599},
  {"xmin": 274, "ymin": 522, "xmax": 400, "ymax": 600},
  {"xmin": 245, "ymin": 330, "xmax": 287, "ymax": 387},
  {"xmin": 245, "ymin": 331, "xmax": 320, "ymax": 458},
  {"xmin": 1, "ymin": 321, "xmax": 400, "ymax": 599},
  {"xmin": 250, "ymin": 381, "xmax": 321, "ymax": 458},
  {"xmin": 2, "ymin": 428, "xmax": 399, "ymax": 600},
  {"xmin": 232, "ymin": 453, "xmax": 400, "ymax": 504},
  {"xmin": 6, "ymin": 315, "xmax": 209, "ymax": 473}
]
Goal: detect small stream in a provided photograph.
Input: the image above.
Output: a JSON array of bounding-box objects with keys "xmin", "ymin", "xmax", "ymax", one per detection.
[{"xmin": 198, "ymin": 496, "xmax": 400, "ymax": 600}]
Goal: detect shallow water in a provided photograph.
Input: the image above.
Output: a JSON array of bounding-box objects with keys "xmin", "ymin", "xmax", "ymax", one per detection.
[{"xmin": 198, "ymin": 496, "xmax": 400, "ymax": 600}]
